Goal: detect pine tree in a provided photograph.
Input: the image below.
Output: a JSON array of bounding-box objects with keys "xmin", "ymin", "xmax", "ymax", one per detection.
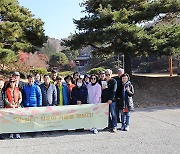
[
  {"xmin": 62, "ymin": 0, "xmax": 180, "ymax": 74},
  {"xmin": 0, "ymin": 0, "xmax": 47, "ymax": 53}
]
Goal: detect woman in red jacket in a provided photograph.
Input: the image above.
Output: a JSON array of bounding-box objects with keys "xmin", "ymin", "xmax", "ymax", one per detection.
[{"xmin": 5, "ymin": 77, "xmax": 22, "ymax": 139}]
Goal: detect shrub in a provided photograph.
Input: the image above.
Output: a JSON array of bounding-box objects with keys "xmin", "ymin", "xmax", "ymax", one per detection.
[
  {"xmin": 30, "ymin": 68, "xmax": 48, "ymax": 75},
  {"xmin": 58, "ymin": 71, "xmax": 73, "ymax": 77},
  {"xmin": 20, "ymin": 72, "xmax": 27, "ymax": 79},
  {"xmin": 87, "ymin": 67, "xmax": 105, "ymax": 75}
]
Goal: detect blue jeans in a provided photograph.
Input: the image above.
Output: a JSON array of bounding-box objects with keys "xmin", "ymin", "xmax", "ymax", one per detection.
[
  {"xmin": 108, "ymin": 102, "xmax": 117, "ymax": 128},
  {"xmin": 121, "ymin": 111, "xmax": 130, "ymax": 127}
]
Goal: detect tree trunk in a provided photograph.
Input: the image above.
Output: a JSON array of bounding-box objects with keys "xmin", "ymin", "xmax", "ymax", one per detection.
[
  {"xmin": 177, "ymin": 54, "xmax": 180, "ymax": 75},
  {"xmin": 124, "ymin": 54, "xmax": 132, "ymax": 76}
]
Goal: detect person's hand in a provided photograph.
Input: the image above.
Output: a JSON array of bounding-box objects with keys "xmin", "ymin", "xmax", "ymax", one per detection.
[
  {"xmin": 11, "ymin": 104, "xmax": 16, "ymax": 108},
  {"xmin": 126, "ymin": 86, "xmax": 130, "ymax": 91},
  {"xmin": 102, "ymin": 87, "xmax": 106, "ymax": 90},
  {"xmin": 107, "ymin": 100, "xmax": 112, "ymax": 104},
  {"xmin": 77, "ymin": 101, "xmax": 82, "ymax": 105}
]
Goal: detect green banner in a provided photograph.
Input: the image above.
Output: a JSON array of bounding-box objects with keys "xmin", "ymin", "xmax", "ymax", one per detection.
[{"xmin": 0, "ymin": 103, "xmax": 109, "ymax": 133}]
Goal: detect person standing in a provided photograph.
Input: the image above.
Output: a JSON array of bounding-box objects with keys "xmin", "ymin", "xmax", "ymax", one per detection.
[
  {"xmin": 4, "ymin": 72, "xmax": 25, "ymax": 92},
  {"xmin": 0, "ymin": 78, "xmax": 5, "ymax": 140},
  {"xmin": 72, "ymin": 72, "xmax": 80, "ymax": 84},
  {"xmin": 101, "ymin": 69, "xmax": 117, "ymax": 132},
  {"xmin": 56, "ymin": 76, "xmax": 70, "ymax": 106},
  {"xmin": 51, "ymin": 70, "xmax": 58, "ymax": 84},
  {"xmin": 23, "ymin": 75, "xmax": 42, "ymax": 108},
  {"xmin": 40, "ymin": 74, "xmax": 57, "ymax": 106},
  {"xmin": 72, "ymin": 78, "xmax": 88, "ymax": 105},
  {"xmin": 113, "ymin": 68, "xmax": 124, "ymax": 123},
  {"xmin": 120, "ymin": 73, "xmax": 134, "ymax": 131},
  {"xmin": 23, "ymin": 74, "xmax": 42, "ymax": 137},
  {"xmin": 83, "ymin": 74, "xmax": 90, "ymax": 86},
  {"xmin": 34, "ymin": 73, "xmax": 42, "ymax": 86},
  {"xmin": 87, "ymin": 74, "xmax": 102, "ymax": 134},
  {"xmin": 5, "ymin": 77, "xmax": 22, "ymax": 139},
  {"xmin": 98, "ymin": 71, "xmax": 106, "ymax": 87},
  {"xmin": 64, "ymin": 75, "xmax": 75, "ymax": 105}
]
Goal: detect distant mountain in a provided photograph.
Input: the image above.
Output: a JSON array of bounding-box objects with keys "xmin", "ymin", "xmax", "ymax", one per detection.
[{"xmin": 46, "ymin": 38, "xmax": 65, "ymax": 52}]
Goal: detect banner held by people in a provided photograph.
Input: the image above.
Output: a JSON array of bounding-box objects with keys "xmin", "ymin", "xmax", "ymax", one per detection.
[{"xmin": 0, "ymin": 103, "xmax": 109, "ymax": 133}]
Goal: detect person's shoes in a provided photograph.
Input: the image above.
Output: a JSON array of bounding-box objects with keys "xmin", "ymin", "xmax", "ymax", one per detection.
[
  {"xmin": 125, "ymin": 125, "xmax": 129, "ymax": 131},
  {"xmin": 0, "ymin": 134, "xmax": 5, "ymax": 140},
  {"xmin": 30, "ymin": 132, "xmax": 37, "ymax": 138},
  {"xmin": 103, "ymin": 127, "xmax": 110, "ymax": 131},
  {"xmin": 48, "ymin": 131, "xmax": 54, "ymax": 135},
  {"xmin": 75, "ymin": 129, "xmax": 84, "ymax": 132},
  {"xmin": 93, "ymin": 129, "xmax": 98, "ymax": 134},
  {"xmin": 9, "ymin": 134, "xmax": 14, "ymax": 139},
  {"xmin": 120, "ymin": 126, "xmax": 125, "ymax": 131},
  {"xmin": 112, "ymin": 127, "xmax": 117, "ymax": 133},
  {"xmin": 16, "ymin": 134, "xmax": 21, "ymax": 139},
  {"xmin": 41, "ymin": 132, "xmax": 46, "ymax": 135}
]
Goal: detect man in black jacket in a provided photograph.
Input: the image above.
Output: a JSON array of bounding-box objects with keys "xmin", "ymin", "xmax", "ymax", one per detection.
[
  {"xmin": 101, "ymin": 69, "xmax": 117, "ymax": 132},
  {"xmin": 113, "ymin": 68, "xmax": 124, "ymax": 123}
]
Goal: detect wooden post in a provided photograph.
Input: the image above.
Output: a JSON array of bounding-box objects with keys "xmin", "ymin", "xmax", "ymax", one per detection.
[{"xmin": 169, "ymin": 55, "xmax": 173, "ymax": 76}]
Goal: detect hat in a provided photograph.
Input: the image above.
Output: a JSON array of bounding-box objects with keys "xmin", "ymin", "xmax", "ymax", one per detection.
[
  {"xmin": 27, "ymin": 74, "xmax": 34, "ymax": 79},
  {"xmin": 100, "ymin": 71, "xmax": 105, "ymax": 74},
  {"xmin": 9, "ymin": 77, "xmax": 16, "ymax": 82},
  {"xmin": 56, "ymin": 76, "xmax": 62, "ymax": 80},
  {"xmin": 51, "ymin": 70, "xmax": 57, "ymax": 73},
  {"xmin": 12, "ymin": 72, "xmax": 20, "ymax": 76},
  {"xmin": 84, "ymin": 74, "xmax": 90, "ymax": 78}
]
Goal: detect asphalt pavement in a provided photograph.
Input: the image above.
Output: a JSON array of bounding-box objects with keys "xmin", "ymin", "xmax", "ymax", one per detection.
[{"xmin": 1, "ymin": 106, "xmax": 180, "ymax": 154}]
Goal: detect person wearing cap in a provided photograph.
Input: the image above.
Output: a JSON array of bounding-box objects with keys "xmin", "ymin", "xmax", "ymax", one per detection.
[
  {"xmin": 55, "ymin": 76, "xmax": 70, "ymax": 106},
  {"xmin": 23, "ymin": 75, "xmax": 42, "ymax": 107},
  {"xmin": 51, "ymin": 70, "xmax": 58, "ymax": 84},
  {"xmin": 0, "ymin": 78, "xmax": 5, "ymax": 140},
  {"xmin": 4, "ymin": 72, "xmax": 25, "ymax": 93},
  {"xmin": 5, "ymin": 77, "xmax": 22, "ymax": 139},
  {"xmin": 64, "ymin": 75, "xmax": 75, "ymax": 105},
  {"xmin": 72, "ymin": 78, "xmax": 88, "ymax": 105},
  {"xmin": 40, "ymin": 74, "xmax": 57, "ymax": 106},
  {"xmin": 113, "ymin": 68, "xmax": 124, "ymax": 123},
  {"xmin": 101, "ymin": 69, "xmax": 117, "ymax": 133}
]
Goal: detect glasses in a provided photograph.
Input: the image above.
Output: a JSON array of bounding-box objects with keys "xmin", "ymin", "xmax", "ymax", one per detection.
[
  {"xmin": 91, "ymin": 78, "xmax": 96, "ymax": 80},
  {"xmin": 10, "ymin": 81, "xmax": 15, "ymax": 83},
  {"xmin": 105, "ymin": 74, "xmax": 110, "ymax": 76}
]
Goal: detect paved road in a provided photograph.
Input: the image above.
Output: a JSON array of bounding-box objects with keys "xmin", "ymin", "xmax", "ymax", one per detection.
[{"xmin": 1, "ymin": 106, "xmax": 180, "ymax": 154}]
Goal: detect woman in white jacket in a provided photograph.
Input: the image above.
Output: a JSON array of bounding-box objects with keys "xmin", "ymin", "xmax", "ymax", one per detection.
[{"xmin": 87, "ymin": 74, "xmax": 102, "ymax": 134}]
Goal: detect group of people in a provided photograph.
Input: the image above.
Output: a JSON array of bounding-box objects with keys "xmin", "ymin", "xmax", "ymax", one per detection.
[{"xmin": 0, "ymin": 68, "xmax": 134, "ymax": 139}]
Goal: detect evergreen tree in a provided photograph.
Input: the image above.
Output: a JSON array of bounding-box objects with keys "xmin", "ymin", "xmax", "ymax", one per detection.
[
  {"xmin": 62, "ymin": 0, "xmax": 180, "ymax": 74},
  {"xmin": 0, "ymin": 0, "xmax": 47, "ymax": 53},
  {"xmin": 49, "ymin": 52, "xmax": 69, "ymax": 70}
]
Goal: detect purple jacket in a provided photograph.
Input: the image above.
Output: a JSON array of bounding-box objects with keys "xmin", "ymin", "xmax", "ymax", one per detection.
[{"xmin": 87, "ymin": 83, "xmax": 102, "ymax": 104}]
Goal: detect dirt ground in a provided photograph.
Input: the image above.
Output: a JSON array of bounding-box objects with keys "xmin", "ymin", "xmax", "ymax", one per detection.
[{"xmin": 131, "ymin": 75, "xmax": 180, "ymax": 108}]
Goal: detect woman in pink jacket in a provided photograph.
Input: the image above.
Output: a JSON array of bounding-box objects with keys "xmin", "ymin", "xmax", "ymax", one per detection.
[{"xmin": 87, "ymin": 74, "xmax": 102, "ymax": 134}]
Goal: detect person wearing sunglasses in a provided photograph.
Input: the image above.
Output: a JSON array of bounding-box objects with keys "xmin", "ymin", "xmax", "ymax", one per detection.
[
  {"xmin": 87, "ymin": 74, "xmax": 102, "ymax": 134},
  {"xmin": 101, "ymin": 69, "xmax": 117, "ymax": 133},
  {"xmin": 5, "ymin": 77, "xmax": 22, "ymax": 139}
]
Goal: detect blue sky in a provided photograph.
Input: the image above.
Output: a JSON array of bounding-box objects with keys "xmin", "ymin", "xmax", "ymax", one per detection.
[{"xmin": 18, "ymin": 0, "xmax": 85, "ymax": 40}]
